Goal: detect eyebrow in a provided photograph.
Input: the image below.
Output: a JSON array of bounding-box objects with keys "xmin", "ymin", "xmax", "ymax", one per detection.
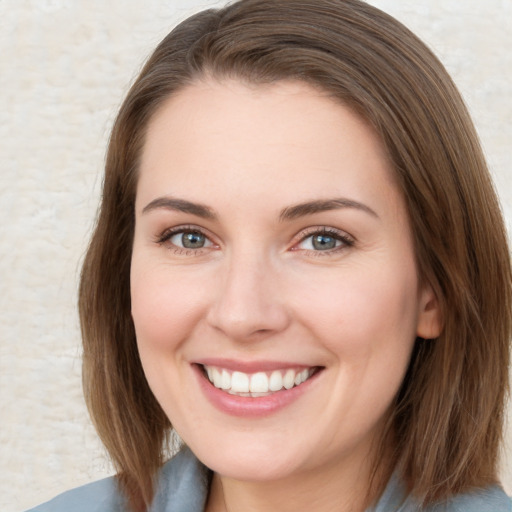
[
  {"xmin": 279, "ymin": 198, "xmax": 378, "ymax": 221},
  {"xmin": 141, "ymin": 196, "xmax": 378, "ymax": 221},
  {"xmin": 142, "ymin": 197, "xmax": 216, "ymax": 219}
]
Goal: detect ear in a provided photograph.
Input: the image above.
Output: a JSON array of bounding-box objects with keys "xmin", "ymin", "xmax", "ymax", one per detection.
[{"xmin": 416, "ymin": 283, "xmax": 443, "ymax": 339}]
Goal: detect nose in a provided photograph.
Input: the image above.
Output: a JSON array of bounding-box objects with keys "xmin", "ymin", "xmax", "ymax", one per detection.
[{"xmin": 206, "ymin": 251, "xmax": 290, "ymax": 341}]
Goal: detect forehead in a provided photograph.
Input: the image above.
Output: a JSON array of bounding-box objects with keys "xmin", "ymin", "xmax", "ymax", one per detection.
[
  {"xmin": 137, "ymin": 79, "xmax": 402, "ymax": 219},
  {"xmin": 142, "ymin": 78, "xmax": 386, "ymax": 160}
]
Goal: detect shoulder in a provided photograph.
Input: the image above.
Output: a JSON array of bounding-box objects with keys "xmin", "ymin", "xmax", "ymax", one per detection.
[
  {"xmin": 25, "ymin": 447, "xmax": 211, "ymax": 512},
  {"xmin": 404, "ymin": 485, "xmax": 512, "ymax": 512},
  {"xmin": 372, "ymin": 471, "xmax": 512, "ymax": 512},
  {"xmin": 426, "ymin": 485, "xmax": 512, "ymax": 512},
  {"xmin": 24, "ymin": 475, "xmax": 126, "ymax": 512}
]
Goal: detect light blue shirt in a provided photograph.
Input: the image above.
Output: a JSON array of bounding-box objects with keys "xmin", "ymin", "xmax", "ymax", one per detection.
[{"xmin": 26, "ymin": 447, "xmax": 512, "ymax": 512}]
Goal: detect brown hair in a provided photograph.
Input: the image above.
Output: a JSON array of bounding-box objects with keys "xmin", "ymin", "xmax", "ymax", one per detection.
[{"xmin": 79, "ymin": 1, "xmax": 512, "ymax": 510}]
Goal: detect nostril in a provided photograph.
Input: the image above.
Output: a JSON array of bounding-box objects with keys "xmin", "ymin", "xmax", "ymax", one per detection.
[{"xmin": 206, "ymin": 306, "xmax": 290, "ymax": 342}]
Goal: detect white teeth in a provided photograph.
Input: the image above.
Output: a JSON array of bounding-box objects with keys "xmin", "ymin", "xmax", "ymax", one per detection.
[
  {"xmin": 231, "ymin": 371, "xmax": 250, "ymax": 393},
  {"xmin": 295, "ymin": 369, "xmax": 309, "ymax": 386},
  {"xmin": 269, "ymin": 370, "xmax": 283, "ymax": 391},
  {"xmin": 212, "ymin": 368, "xmax": 222, "ymax": 388},
  {"xmin": 221, "ymin": 369, "xmax": 231, "ymax": 390},
  {"xmin": 204, "ymin": 365, "xmax": 314, "ymax": 395},
  {"xmin": 283, "ymin": 369, "xmax": 295, "ymax": 389},
  {"xmin": 250, "ymin": 372, "xmax": 269, "ymax": 393}
]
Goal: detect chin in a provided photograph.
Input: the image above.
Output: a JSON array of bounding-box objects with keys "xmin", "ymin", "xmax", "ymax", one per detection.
[{"xmin": 186, "ymin": 436, "xmax": 307, "ymax": 482}]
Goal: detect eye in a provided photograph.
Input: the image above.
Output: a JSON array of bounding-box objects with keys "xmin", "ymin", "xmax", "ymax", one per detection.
[
  {"xmin": 156, "ymin": 227, "xmax": 215, "ymax": 251},
  {"xmin": 294, "ymin": 228, "xmax": 354, "ymax": 253},
  {"xmin": 302, "ymin": 233, "xmax": 339, "ymax": 251},
  {"xmin": 170, "ymin": 230, "xmax": 212, "ymax": 249}
]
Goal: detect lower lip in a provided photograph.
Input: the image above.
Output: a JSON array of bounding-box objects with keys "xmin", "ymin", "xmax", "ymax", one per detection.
[{"xmin": 193, "ymin": 364, "xmax": 322, "ymax": 418}]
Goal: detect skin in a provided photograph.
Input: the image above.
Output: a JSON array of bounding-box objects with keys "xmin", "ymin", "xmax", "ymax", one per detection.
[{"xmin": 130, "ymin": 79, "xmax": 441, "ymax": 512}]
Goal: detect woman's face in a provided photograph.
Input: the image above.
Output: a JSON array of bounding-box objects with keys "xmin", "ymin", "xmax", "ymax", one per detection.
[{"xmin": 131, "ymin": 80, "xmax": 440, "ymax": 482}]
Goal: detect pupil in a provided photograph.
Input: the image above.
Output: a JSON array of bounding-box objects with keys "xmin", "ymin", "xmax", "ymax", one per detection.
[
  {"xmin": 312, "ymin": 234, "xmax": 336, "ymax": 250},
  {"xmin": 182, "ymin": 232, "xmax": 205, "ymax": 249}
]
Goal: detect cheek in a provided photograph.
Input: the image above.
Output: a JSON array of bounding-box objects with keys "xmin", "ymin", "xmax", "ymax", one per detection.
[
  {"xmin": 293, "ymin": 259, "xmax": 420, "ymax": 357},
  {"xmin": 130, "ymin": 262, "xmax": 210, "ymax": 353},
  {"xmin": 129, "ymin": 261, "xmax": 213, "ymax": 421}
]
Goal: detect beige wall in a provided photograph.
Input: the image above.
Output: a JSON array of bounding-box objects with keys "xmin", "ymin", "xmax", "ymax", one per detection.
[{"xmin": 1, "ymin": 1, "xmax": 510, "ymax": 510}]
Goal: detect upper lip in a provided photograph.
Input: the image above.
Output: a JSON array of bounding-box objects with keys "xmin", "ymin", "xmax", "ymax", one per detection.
[{"xmin": 194, "ymin": 358, "xmax": 319, "ymax": 373}]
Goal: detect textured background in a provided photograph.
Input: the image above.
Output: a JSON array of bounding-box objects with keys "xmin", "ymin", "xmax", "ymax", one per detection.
[{"xmin": 1, "ymin": 1, "xmax": 510, "ymax": 511}]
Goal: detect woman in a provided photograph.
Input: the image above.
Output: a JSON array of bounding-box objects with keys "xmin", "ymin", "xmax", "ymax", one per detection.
[{"xmin": 28, "ymin": 0, "xmax": 511, "ymax": 511}]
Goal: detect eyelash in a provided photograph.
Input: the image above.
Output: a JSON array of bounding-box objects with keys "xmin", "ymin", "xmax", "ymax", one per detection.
[
  {"xmin": 155, "ymin": 225, "xmax": 355, "ymax": 256},
  {"xmin": 155, "ymin": 225, "xmax": 215, "ymax": 255},
  {"xmin": 292, "ymin": 227, "xmax": 355, "ymax": 255}
]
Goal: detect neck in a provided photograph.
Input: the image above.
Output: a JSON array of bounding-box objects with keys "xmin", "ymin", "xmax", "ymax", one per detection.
[{"xmin": 205, "ymin": 445, "xmax": 390, "ymax": 512}]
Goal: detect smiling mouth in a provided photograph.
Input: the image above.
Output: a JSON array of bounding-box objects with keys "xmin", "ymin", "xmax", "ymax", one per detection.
[{"xmin": 201, "ymin": 365, "xmax": 321, "ymax": 397}]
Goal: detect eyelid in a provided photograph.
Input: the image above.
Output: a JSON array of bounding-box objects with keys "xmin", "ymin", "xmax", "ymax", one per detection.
[
  {"xmin": 155, "ymin": 224, "xmax": 218, "ymax": 248},
  {"xmin": 291, "ymin": 226, "xmax": 355, "ymax": 252},
  {"xmin": 153, "ymin": 224, "xmax": 354, "ymax": 255}
]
